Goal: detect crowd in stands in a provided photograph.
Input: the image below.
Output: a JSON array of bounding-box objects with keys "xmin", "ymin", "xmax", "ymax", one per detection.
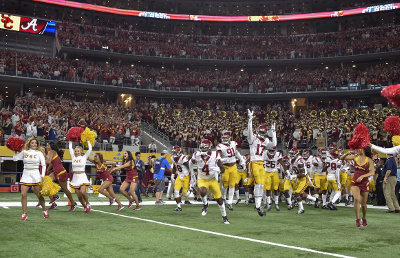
[
  {"xmin": 57, "ymin": 22, "xmax": 400, "ymax": 60},
  {"xmin": 0, "ymin": 93, "xmax": 393, "ymax": 154},
  {"xmin": 1, "ymin": 50, "xmax": 399, "ymax": 92}
]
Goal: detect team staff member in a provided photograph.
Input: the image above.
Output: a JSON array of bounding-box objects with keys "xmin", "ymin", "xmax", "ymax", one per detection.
[
  {"xmin": 69, "ymin": 141, "xmax": 92, "ymax": 213},
  {"xmin": 13, "ymin": 137, "xmax": 48, "ymax": 221},
  {"xmin": 341, "ymin": 147, "xmax": 375, "ymax": 227},
  {"xmin": 153, "ymin": 150, "xmax": 171, "ymax": 204},
  {"xmin": 134, "ymin": 152, "xmax": 145, "ymax": 203},
  {"xmin": 381, "ymin": 154, "xmax": 400, "ymax": 213}
]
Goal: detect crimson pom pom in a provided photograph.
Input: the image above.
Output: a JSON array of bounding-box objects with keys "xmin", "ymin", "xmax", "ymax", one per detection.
[
  {"xmin": 381, "ymin": 84, "xmax": 400, "ymax": 108},
  {"xmin": 5, "ymin": 136, "xmax": 25, "ymax": 152},
  {"xmin": 66, "ymin": 127, "xmax": 84, "ymax": 142},
  {"xmin": 384, "ymin": 116, "xmax": 400, "ymax": 136},
  {"xmin": 348, "ymin": 123, "xmax": 370, "ymax": 150}
]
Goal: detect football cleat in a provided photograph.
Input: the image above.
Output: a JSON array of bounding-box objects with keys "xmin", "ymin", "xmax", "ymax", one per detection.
[
  {"xmin": 116, "ymin": 205, "xmax": 124, "ymax": 211},
  {"xmin": 69, "ymin": 203, "xmax": 77, "ymax": 212},
  {"xmin": 256, "ymin": 207, "xmax": 266, "ymax": 216},
  {"xmin": 226, "ymin": 203, "xmax": 233, "ymax": 211},
  {"xmin": 222, "ymin": 216, "xmax": 230, "ymax": 224},
  {"xmin": 174, "ymin": 207, "xmax": 182, "ymax": 211},
  {"xmin": 20, "ymin": 213, "xmax": 28, "ymax": 221},
  {"xmin": 314, "ymin": 198, "xmax": 319, "ymax": 208},
  {"xmin": 128, "ymin": 201, "xmax": 134, "ymax": 208},
  {"xmin": 297, "ymin": 209, "xmax": 305, "ymax": 214},
  {"xmin": 235, "ymin": 199, "xmax": 241, "ymax": 205},
  {"xmin": 245, "ymin": 200, "xmax": 249, "ymax": 206},
  {"xmin": 49, "ymin": 203, "xmax": 57, "ymax": 210},
  {"xmin": 275, "ymin": 204, "xmax": 280, "ymax": 212},
  {"xmin": 345, "ymin": 199, "xmax": 351, "ymax": 206},
  {"xmin": 184, "ymin": 201, "xmax": 192, "ymax": 205},
  {"xmin": 49, "ymin": 195, "xmax": 60, "ymax": 205},
  {"xmin": 83, "ymin": 207, "xmax": 89, "ymax": 213},
  {"xmin": 327, "ymin": 202, "xmax": 337, "ymax": 210},
  {"xmin": 201, "ymin": 204, "xmax": 209, "ymax": 216},
  {"xmin": 267, "ymin": 203, "xmax": 272, "ymax": 212},
  {"xmin": 134, "ymin": 206, "xmax": 141, "ymax": 210},
  {"xmin": 43, "ymin": 209, "xmax": 49, "ymax": 218},
  {"xmin": 109, "ymin": 198, "xmax": 115, "ymax": 206},
  {"xmin": 288, "ymin": 204, "xmax": 293, "ymax": 210},
  {"xmin": 362, "ymin": 218, "xmax": 368, "ymax": 227},
  {"xmin": 356, "ymin": 219, "xmax": 361, "ymax": 227},
  {"xmin": 321, "ymin": 205, "xmax": 329, "ymax": 209}
]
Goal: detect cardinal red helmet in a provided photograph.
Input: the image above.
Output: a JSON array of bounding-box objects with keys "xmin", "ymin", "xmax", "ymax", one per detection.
[
  {"xmin": 221, "ymin": 131, "xmax": 231, "ymax": 144},
  {"xmin": 288, "ymin": 148, "xmax": 299, "ymax": 159},
  {"xmin": 337, "ymin": 146, "xmax": 344, "ymax": 155},
  {"xmin": 172, "ymin": 145, "xmax": 182, "ymax": 157},
  {"xmin": 302, "ymin": 150, "xmax": 310, "ymax": 159},
  {"xmin": 199, "ymin": 139, "xmax": 212, "ymax": 156},
  {"xmin": 266, "ymin": 143, "xmax": 277, "ymax": 156},
  {"xmin": 282, "ymin": 156, "xmax": 290, "ymax": 167},
  {"xmin": 328, "ymin": 144, "xmax": 336, "ymax": 151},
  {"xmin": 257, "ymin": 125, "xmax": 268, "ymax": 138},
  {"xmin": 330, "ymin": 148, "xmax": 339, "ymax": 158}
]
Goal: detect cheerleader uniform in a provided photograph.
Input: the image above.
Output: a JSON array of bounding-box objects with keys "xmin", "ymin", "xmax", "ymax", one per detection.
[
  {"xmin": 69, "ymin": 141, "xmax": 92, "ymax": 189},
  {"xmin": 124, "ymin": 162, "xmax": 138, "ymax": 184},
  {"xmin": 350, "ymin": 157, "xmax": 370, "ymax": 192},
  {"xmin": 96, "ymin": 164, "xmax": 114, "ymax": 183},
  {"xmin": 50, "ymin": 153, "xmax": 69, "ymax": 182},
  {"xmin": 13, "ymin": 149, "xmax": 46, "ymax": 186}
]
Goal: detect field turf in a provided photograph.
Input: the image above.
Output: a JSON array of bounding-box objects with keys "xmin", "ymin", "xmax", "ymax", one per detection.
[{"xmin": 1, "ymin": 193, "xmax": 400, "ymax": 258}]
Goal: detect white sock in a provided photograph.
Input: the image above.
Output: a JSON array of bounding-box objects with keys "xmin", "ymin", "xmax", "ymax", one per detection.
[
  {"xmin": 219, "ymin": 204, "xmax": 226, "ymax": 217},
  {"xmin": 221, "ymin": 186, "xmax": 227, "ymax": 200},
  {"xmin": 332, "ymin": 191, "xmax": 341, "ymax": 203},
  {"xmin": 298, "ymin": 201, "xmax": 304, "ymax": 210},
  {"xmin": 307, "ymin": 195, "xmax": 316, "ymax": 202},
  {"xmin": 286, "ymin": 197, "xmax": 292, "ymax": 205},
  {"xmin": 314, "ymin": 194, "xmax": 319, "ymax": 200},
  {"xmin": 266, "ymin": 196, "xmax": 271, "ymax": 205},
  {"xmin": 201, "ymin": 195, "xmax": 208, "ymax": 205},
  {"xmin": 177, "ymin": 203, "xmax": 181, "ymax": 208},
  {"xmin": 245, "ymin": 192, "xmax": 249, "ymax": 201},
  {"xmin": 322, "ymin": 194, "xmax": 327, "ymax": 205},
  {"xmin": 262, "ymin": 191, "xmax": 267, "ymax": 204},
  {"xmin": 344, "ymin": 194, "xmax": 349, "ymax": 200},
  {"xmin": 235, "ymin": 190, "xmax": 240, "ymax": 200},
  {"xmin": 274, "ymin": 195, "xmax": 279, "ymax": 204},
  {"xmin": 255, "ymin": 184, "xmax": 262, "ymax": 208},
  {"xmin": 249, "ymin": 194, "xmax": 253, "ymax": 199},
  {"xmin": 329, "ymin": 192, "xmax": 334, "ymax": 202},
  {"xmin": 228, "ymin": 188, "xmax": 234, "ymax": 204}
]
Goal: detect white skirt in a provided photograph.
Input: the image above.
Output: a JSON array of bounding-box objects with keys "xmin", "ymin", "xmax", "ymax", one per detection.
[
  {"xmin": 20, "ymin": 169, "xmax": 41, "ymax": 186},
  {"xmin": 70, "ymin": 173, "xmax": 90, "ymax": 189}
]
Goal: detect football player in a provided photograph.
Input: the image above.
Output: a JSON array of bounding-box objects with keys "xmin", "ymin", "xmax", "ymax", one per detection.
[
  {"xmin": 171, "ymin": 146, "xmax": 191, "ymax": 211},
  {"xmin": 190, "ymin": 139, "xmax": 230, "ymax": 224},
  {"xmin": 282, "ymin": 156, "xmax": 295, "ymax": 210},
  {"xmin": 287, "ymin": 148, "xmax": 318, "ymax": 214},
  {"xmin": 263, "ymin": 142, "xmax": 288, "ymax": 212},
  {"xmin": 323, "ymin": 149, "xmax": 342, "ymax": 210},
  {"xmin": 314, "ymin": 149, "xmax": 328, "ymax": 208},
  {"xmin": 216, "ymin": 131, "xmax": 245, "ymax": 211},
  {"xmin": 235, "ymin": 154, "xmax": 249, "ymax": 205},
  {"xmin": 302, "ymin": 149, "xmax": 317, "ymax": 206},
  {"xmin": 247, "ymin": 109, "xmax": 277, "ymax": 216}
]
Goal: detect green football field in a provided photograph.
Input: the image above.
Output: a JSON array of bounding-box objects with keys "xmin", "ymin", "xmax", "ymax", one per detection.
[{"xmin": 1, "ymin": 193, "xmax": 399, "ymax": 258}]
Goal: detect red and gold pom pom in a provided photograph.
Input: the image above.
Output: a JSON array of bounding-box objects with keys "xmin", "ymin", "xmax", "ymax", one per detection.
[
  {"xmin": 5, "ymin": 136, "xmax": 25, "ymax": 152},
  {"xmin": 39, "ymin": 176, "xmax": 61, "ymax": 196},
  {"xmin": 66, "ymin": 127, "xmax": 84, "ymax": 142},
  {"xmin": 384, "ymin": 116, "xmax": 400, "ymax": 136},
  {"xmin": 80, "ymin": 128, "xmax": 97, "ymax": 147},
  {"xmin": 381, "ymin": 84, "xmax": 400, "ymax": 108},
  {"xmin": 392, "ymin": 136, "xmax": 400, "ymax": 147},
  {"xmin": 348, "ymin": 123, "xmax": 370, "ymax": 150}
]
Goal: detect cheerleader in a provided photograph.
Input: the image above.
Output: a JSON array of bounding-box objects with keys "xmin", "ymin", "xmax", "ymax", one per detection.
[
  {"xmin": 46, "ymin": 142, "xmax": 77, "ymax": 211},
  {"xmin": 110, "ymin": 151, "xmax": 141, "ymax": 210},
  {"xmin": 13, "ymin": 137, "xmax": 48, "ymax": 221},
  {"xmin": 88, "ymin": 153, "xmax": 124, "ymax": 210},
  {"xmin": 69, "ymin": 141, "xmax": 92, "ymax": 213}
]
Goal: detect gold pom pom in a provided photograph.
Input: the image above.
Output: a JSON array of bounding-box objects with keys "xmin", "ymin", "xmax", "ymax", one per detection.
[
  {"xmin": 392, "ymin": 135, "xmax": 400, "ymax": 146},
  {"xmin": 80, "ymin": 128, "xmax": 97, "ymax": 147},
  {"xmin": 39, "ymin": 176, "xmax": 61, "ymax": 196}
]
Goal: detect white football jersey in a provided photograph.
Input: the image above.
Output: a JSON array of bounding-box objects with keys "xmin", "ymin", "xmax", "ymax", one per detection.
[
  {"xmin": 216, "ymin": 141, "xmax": 238, "ymax": 164},
  {"xmin": 248, "ymin": 133, "xmax": 269, "ymax": 162},
  {"xmin": 237, "ymin": 160, "xmax": 247, "ymax": 172},
  {"xmin": 290, "ymin": 156, "xmax": 305, "ymax": 175},
  {"xmin": 171, "ymin": 154, "xmax": 190, "ymax": 180},
  {"xmin": 324, "ymin": 156, "xmax": 341, "ymax": 181},
  {"xmin": 191, "ymin": 151, "xmax": 221, "ymax": 180},
  {"xmin": 263, "ymin": 152, "xmax": 282, "ymax": 173},
  {"xmin": 304, "ymin": 156, "xmax": 314, "ymax": 175},
  {"xmin": 313, "ymin": 156, "xmax": 325, "ymax": 176}
]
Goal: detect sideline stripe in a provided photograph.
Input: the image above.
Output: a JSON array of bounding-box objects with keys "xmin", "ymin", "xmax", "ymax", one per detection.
[{"xmin": 90, "ymin": 208, "xmax": 355, "ymax": 258}]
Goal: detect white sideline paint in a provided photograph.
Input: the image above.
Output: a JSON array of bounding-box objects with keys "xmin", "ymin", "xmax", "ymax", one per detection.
[{"xmin": 89, "ymin": 208, "xmax": 355, "ymax": 258}]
